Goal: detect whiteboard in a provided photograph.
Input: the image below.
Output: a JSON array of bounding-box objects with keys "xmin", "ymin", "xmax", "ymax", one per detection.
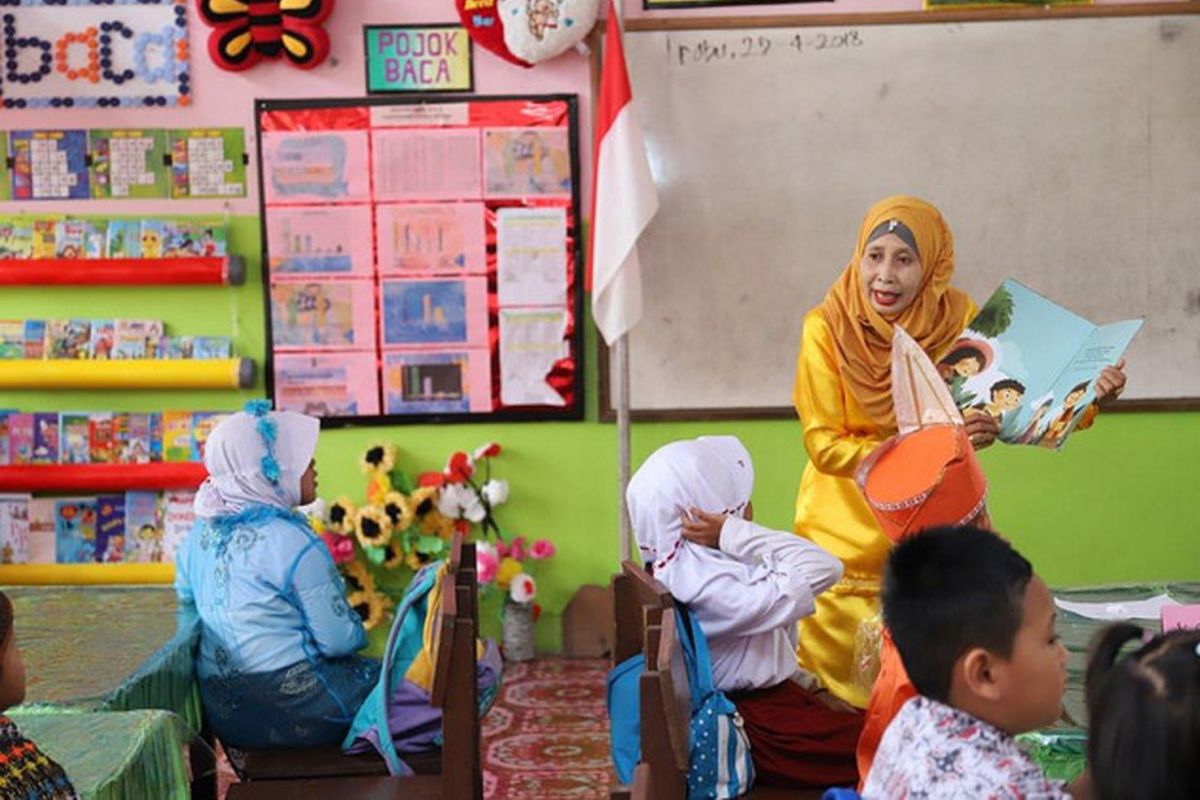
[{"xmin": 614, "ymin": 15, "xmax": 1200, "ymax": 414}]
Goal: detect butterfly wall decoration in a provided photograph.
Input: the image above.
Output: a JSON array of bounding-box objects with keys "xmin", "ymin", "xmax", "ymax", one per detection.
[{"xmin": 196, "ymin": 0, "xmax": 335, "ymax": 71}]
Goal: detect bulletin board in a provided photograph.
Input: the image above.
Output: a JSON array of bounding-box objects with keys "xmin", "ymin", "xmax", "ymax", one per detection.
[{"xmin": 255, "ymin": 94, "xmax": 583, "ymax": 427}]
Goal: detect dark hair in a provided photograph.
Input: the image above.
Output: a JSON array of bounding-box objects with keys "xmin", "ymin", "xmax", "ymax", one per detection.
[
  {"xmin": 1068, "ymin": 381, "xmax": 1090, "ymax": 396},
  {"xmin": 882, "ymin": 525, "xmax": 1033, "ymax": 702},
  {"xmin": 990, "ymin": 378, "xmax": 1026, "ymax": 397},
  {"xmin": 1085, "ymin": 623, "xmax": 1200, "ymax": 800},
  {"xmin": 0, "ymin": 591, "xmax": 11, "ymax": 658},
  {"xmin": 944, "ymin": 346, "xmax": 985, "ymax": 368}
]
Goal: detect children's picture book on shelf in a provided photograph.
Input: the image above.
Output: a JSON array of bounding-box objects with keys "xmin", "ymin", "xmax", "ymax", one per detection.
[
  {"xmin": 0, "ymin": 321, "xmax": 23, "ymax": 359},
  {"xmin": 162, "ymin": 411, "xmax": 194, "ymax": 463},
  {"xmin": 124, "ymin": 491, "xmax": 163, "ymax": 564},
  {"xmin": 6, "ymin": 414, "xmax": 33, "ymax": 465},
  {"xmin": 0, "ymin": 495, "xmax": 29, "ymax": 565},
  {"xmin": 161, "ymin": 491, "xmax": 196, "ymax": 563},
  {"xmin": 47, "ymin": 319, "xmax": 91, "ymax": 359},
  {"xmin": 936, "ymin": 278, "xmax": 1143, "ymax": 451},
  {"xmin": 95, "ymin": 495, "xmax": 126, "ymax": 563},
  {"xmin": 31, "ymin": 413, "xmax": 59, "ymax": 465},
  {"xmin": 60, "ymin": 412, "xmax": 91, "ymax": 465},
  {"xmin": 115, "ymin": 413, "xmax": 162, "ymax": 464},
  {"xmin": 89, "ymin": 320, "xmax": 116, "ymax": 359},
  {"xmin": 54, "ymin": 498, "xmax": 96, "ymax": 564},
  {"xmin": 114, "ymin": 320, "xmax": 165, "ymax": 359},
  {"xmin": 0, "ymin": 221, "xmax": 33, "ymax": 259},
  {"xmin": 27, "ymin": 498, "xmax": 56, "ymax": 564}
]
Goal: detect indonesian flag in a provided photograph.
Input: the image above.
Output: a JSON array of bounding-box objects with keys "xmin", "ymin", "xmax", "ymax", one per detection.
[{"xmin": 588, "ymin": 0, "xmax": 659, "ymax": 345}]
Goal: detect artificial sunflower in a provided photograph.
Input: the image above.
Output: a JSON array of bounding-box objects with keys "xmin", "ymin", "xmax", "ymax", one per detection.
[
  {"xmin": 341, "ymin": 560, "xmax": 376, "ymax": 594},
  {"xmin": 382, "ymin": 491, "xmax": 414, "ymax": 532},
  {"xmin": 354, "ymin": 505, "xmax": 393, "ymax": 549},
  {"xmin": 405, "ymin": 549, "xmax": 431, "ymax": 571},
  {"xmin": 419, "ymin": 508, "xmax": 457, "ymax": 541},
  {"xmin": 347, "ymin": 588, "xmax": 389, "ymax": 631},
  {"xmin": 361, "ymin": 442, "xmax": 396, "ymax": 475},
  {"xmin": 381, "ymin": 539, "xmax": 406, "ymax": 570},
  {"xmin": 408, "ymin": 486, "xmax": 438, "ymax": 519},
  {"xmin": 328, "ymin": 496, "xmax": 357, "ymax": 536}
]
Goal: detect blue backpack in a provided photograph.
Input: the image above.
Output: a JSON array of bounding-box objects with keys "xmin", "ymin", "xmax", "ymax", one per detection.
[{"xmin": 607, "ymin": 606, "xmax": 756, "ymax": 798}]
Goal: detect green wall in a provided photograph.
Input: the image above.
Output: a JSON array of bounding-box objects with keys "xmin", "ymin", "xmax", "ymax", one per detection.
[{"xmin": 5, "ymin": 216, "xmax": 1199, "ymax": 651}]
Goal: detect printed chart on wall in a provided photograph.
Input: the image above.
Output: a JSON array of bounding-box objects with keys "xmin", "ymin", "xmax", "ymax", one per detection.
[{"xmin": 255, "ymin": 95, "xmax": 583, "ymax": 425}]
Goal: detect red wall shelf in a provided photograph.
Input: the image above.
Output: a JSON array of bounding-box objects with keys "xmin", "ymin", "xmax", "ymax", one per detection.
[
  {"xmin": 0, "ymin": 256, "xmax": 246, "ymax": 286},
  {"xmin": 0, "ymin": 463, "xmax": 207, "ymax": 493}
]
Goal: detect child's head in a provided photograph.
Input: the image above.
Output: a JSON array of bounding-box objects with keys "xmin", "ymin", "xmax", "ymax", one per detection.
[
  {"xmin": 194, "ymin": 403, "xmax": 320, "ymax": 518},
  {"xmin": 944, "ymin": 344, "xmax": 987, "ymax": 378},
  {"xmin": 883, "ymin": 525, "xmax": 1066, "ymax": 734},
  {"xmin": 1064, "ymin": 381, "xmax": 1090, "ymax": 408},
  {"xmin": 0, "ymin": 592, "xmax": 26, "ymax": 711},
  {"xmin": 989, "ymin": 378, "xmax": 1026, "ymax": 410},
  {"xmin": 626, "ymin": 436, "xmax": 753, "ymax": 574},
  {"xmin": 1085, "ymin": 623, "xmax": 1200, "ymax": 800}
]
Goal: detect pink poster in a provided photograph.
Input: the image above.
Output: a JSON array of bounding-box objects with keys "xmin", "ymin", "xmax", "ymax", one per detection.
[
  {"xmin": 261, "ymin": 130, "xmax": 371, "ymax": 205},
  {"xmin": 274, "ymin": 352, "xmax": 380, "ymax": 418},
  {"xmin": 270, "ymin": 279, "xmax": 378, "ymax": 352},
  {"xmin": 382, "ymin": 349, "xmax": 492, "ymax": 415},
  {"xmin": 376, "ymin": 203, "xmax": 487, "ymax": 275},
  {"xmin": 379, "ymin": 276, "xmax": 489, "ymax": 349},
  {"xmin": 371, "ymin": 128, "xmax": 483, "ymax": 201},
  {"xmin": 266, "ymin": 206, "xmax": 375, "ymax": 276}
]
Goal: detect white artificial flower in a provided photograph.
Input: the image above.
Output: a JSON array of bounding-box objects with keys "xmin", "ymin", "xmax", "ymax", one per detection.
[
  {"xmin": 297, "ymin": 497, "xmax": 328, "ymax": 520},
  {"xmin": 437, "ymin": 482, "xmax": 472, "ymax": 518},
  {"xmin": 510, "ymin": 572, "xmax": 537, "ymax": 603},
  {"xmin": 462, "ymin": 492, "xmax": 487, "ymax": 523},
  {"xmin": 481, "ymin": 479, "xmax": 509, "ymax": 507}
]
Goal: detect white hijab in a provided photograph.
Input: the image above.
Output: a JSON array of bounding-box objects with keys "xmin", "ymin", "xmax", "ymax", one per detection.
[
  {"xmin": 626, "ymin": 436, "xmax": 756, "ymax": 605},
  {"xmin": 194, "ymin": 410, "xmax": 320, "ymax": 518}
]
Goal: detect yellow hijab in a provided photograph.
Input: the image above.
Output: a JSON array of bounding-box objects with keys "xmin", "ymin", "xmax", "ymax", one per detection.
[{"xmin": 819, "ymin": 196, "xmax": 972, "ymax": 429}]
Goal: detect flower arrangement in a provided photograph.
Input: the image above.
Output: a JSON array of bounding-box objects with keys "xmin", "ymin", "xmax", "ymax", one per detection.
[{"xmin": 309, "ymin": 441, "xmax": 556, "ymax": 634}]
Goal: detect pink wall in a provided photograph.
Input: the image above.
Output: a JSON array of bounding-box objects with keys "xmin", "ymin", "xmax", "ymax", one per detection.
[{"xmin": 0, "ymin": 2, "xmax": 593, "ymax": 219}]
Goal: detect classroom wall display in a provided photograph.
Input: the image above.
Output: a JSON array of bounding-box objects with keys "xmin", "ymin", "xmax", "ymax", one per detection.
[
  {"xmin": 3, "ymin": 127, "xmax": 247, "ymax": 201},
  {"xmin": 0, "ymin": 0, "xmax": 190, "ymax": 111},
  {"xmin": 364, "ymin": 25, "xmax": 474, "ymax": 94},
  {"xmin": 256, "ymin": 95, "xmax": 583, "ymax": 426},
  {"xmin": 197, "ymin": 0, "xmax": 335, "ymax": 72}
]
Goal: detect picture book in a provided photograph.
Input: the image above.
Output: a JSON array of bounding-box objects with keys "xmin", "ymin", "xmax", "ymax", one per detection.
[
  {"xmin": 0, "ymin": 414, "xmax": 9, "ymax": 465},
  {"xmin": 59, "ymin": 412, "xmax": 91, "ymax": 464},
  {"xmin": 192, "ymin": 336, "xmax": 231, "ymax": 359},
  {"xmin": 106, "ymin": 220, "xmax": 142, "ymax": 259},
  {"xmin": 23, "ymin": 320, "xmax": 46, "ymax": 359},
  {"xmin": 31, "ymin": 413, "xmax": 59, "ymax": 464},
  {"xmin": 117, "ymin": 413, "xmax": 160, "ymax": 463},
  {"xmin": 0, "ymin": 222, "xmax": 33, "ymax": 259},
  {"xmin": 88, "ymin": 412, "xmax": 115, "ymax": 463},
  {"xmin": 47, "ymin": 319, "xmax": 91, "ymax": 359},
  {"xmin": 89, "ymin": 319, "xmax": 116, "ymax": 359},
  {"xmin": 162, "ymin": 411, "xmax": 193, "ymax": 462},
  {"xmin": 937, "ymin": 279, "xmax": 1143, "ymax": 451},
  {"xmin": 124, "ymin": 491, "xmax": 162, "ymax": 563},
  {"xmin": 161, "ymin": 490, "xmax": 196, "ymax": 563},
  {"xmin": 95, "ymin": 494, "xmax": 126, "ymax": 563},
  {"xmin": 0, "ymin": 321, "xmax": 23, "ymax": 359},
  {"xmin": 32, "ymin": 220, "xmax": 57, "ymax": 259},
  {"xmin": 7, "ymin": 414, "xmax": 33, "ymax": 465},
  {"xmin": 190, "ymin": 412, "xmax": 227, "ymax": 461},
  {"xmin": 54, "ymin": 498, "xmax": 96, "ymax": 564},
  {"xmin": 55, "ymin": 220, "xmax": 86, "ymax": 259},
  {"xmin": 27, "ymin": 498, "xmax": 56, "ymax": 563},
  {"xmin": 114, "ymin": 320, "xmax": 164, "ymax": 359},
  {"xmin": 0, "ymin": 494, "xmax": 29, "ymax": 564},
  {"xmin": 85, "ymin": 221, "xmax": 108, "ymax": 259},
  {"xmin": 139, "ymin": 220, "xmax": 165, "ymax": 259}
]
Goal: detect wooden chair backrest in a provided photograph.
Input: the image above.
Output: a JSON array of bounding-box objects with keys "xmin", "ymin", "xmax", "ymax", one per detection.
[
  {"xmin": 428, "ymin": 571, "xmax": 482, "ymax": 799},
  {"xmin": 638, "ymin": 614, "xmax": 688, "ymax": 800},
  {"xmin": 613, "ymin": 560, "xmax": 674, "ymax": 664}
]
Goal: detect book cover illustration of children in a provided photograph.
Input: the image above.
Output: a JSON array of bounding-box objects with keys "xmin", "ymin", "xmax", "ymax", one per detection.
[
  {"xmin": 88, "ymin": 413, "xmax": 115, "ymax": 463},
  {"xmin": 54, "ymin": 220, "xmax": 86, "ymax": 259},
  {"xmin": 117, "ymin": 413, "xmax": 159, "ymax": 464},
  {"xmin": 54, "ymin": 499, "xmax": 96, "ymax": 564},
  {"xmin": 190, "ymin": 412, "xmax": 228, "ymax": 461},
  {"xmin": 47, "ymin": 319, "xmax": 91, "ymax": 359},
  {"xmin": 124, "ymin": 491, "xmax": 162, "ymax": 563},
  {"xmin": 114, "ymin": 320, "xmax": 164, "ymax": 359},
  {"xmin": 95, "ymin": 495, "xmax": 126, "ymax": 563},
  {"xmin": 89, "ymin": 320, "xmax": 115, "ymax": 359},
  {"xmin": 59, "ymin": 412, "xmax": 91, "ymax": 465},
  {"xmin": 0, "ymin": 222, "xmax": 33, "ymax": 259},
  {"xmin": 936, "ymin": 279, "xmax": 1142, "ymax": 451}
]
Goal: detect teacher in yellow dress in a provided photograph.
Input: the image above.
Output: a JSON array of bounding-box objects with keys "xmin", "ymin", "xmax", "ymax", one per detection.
[{"xmin": 791, "ymin": 195, "xmax": 997, "ymax": 710}]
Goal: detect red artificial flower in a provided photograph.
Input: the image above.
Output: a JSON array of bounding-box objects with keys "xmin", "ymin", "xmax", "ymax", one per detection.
[
  {"xmin": 444, "ymin": 451, "xmax": 474, "ymax": 483},
  {"xmin": 532, "ymin": 603, "xmax": 542, "ymax": 623},
  {"xmin": 473, "ymin": 441, "xmax": 502, "ymax": 460},
  {"xmin": 454, "ymin": 519, "xmax": 471, "ymax": 536},
  {"xmin": 418, "ymin": 471, "xmax": 446, "ymax": 489}
]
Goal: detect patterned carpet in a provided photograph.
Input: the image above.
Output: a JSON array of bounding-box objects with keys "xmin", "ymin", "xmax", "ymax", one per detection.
[
  {"xmin": 216, "ymin": 657, "xmax": 614, "ymax": 799},
  {"xmin": 483, "ymin": 658, "xmax": 612, "ymax": 799}
]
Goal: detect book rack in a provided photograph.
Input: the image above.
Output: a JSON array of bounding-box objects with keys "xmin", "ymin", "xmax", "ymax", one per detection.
[
  {"xmin": 0, "ymin": 358, "xmax": 255, "ymax": 390},
  {"xmin": 0, "ymin": 256, "xmax": 246, "ymax": 286},
  {"xmin": 0, "ymin": 463, "xmax": 207, "ymax": 493}
]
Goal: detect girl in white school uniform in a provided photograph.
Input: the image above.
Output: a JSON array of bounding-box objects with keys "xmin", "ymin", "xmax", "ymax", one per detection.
[{"xmin": 626, "ymin": 436, "xmax": 864, "ymax": 788}]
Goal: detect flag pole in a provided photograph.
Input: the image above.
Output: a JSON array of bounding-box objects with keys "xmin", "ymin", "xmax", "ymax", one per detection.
[{"xmin": 615, "ymin": 333, "xmax": 632, "ymax": 562}]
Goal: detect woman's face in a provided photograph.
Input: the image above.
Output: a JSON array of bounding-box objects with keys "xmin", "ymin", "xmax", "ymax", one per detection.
[
  {"xmin": 859, "ymin": 233, "xmax": 923, "ymax": 316},
  {"xmin": 299, "ymin": 459, "xmax": 318, "ymax": 505}
]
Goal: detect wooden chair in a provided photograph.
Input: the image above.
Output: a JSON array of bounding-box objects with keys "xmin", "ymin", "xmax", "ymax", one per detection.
[
  {"xmin": 229, "ymin": 568, "xmax": 482, "ymax": 798},
  {"xmin": 637, "ymin": 611, "xmax": 818, "ymax": 800},
  {"xmin": 227, "ymin": 540, "xmax": 477, "ymax": 785}
]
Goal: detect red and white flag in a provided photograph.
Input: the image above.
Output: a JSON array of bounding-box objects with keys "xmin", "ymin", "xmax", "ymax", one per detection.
[{"xmin": 588, "ymin": 0, "xmax": 659, "ymax": 345}]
